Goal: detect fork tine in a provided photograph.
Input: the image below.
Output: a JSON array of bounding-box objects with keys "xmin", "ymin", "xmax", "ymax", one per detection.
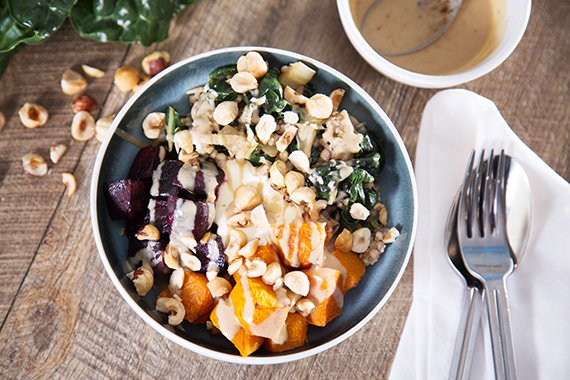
[
  {"xmin": 474, "ymin": 150, "xmax": 486, "ymax": 237},
  {"xmin": 482, "ymin": 149, "xmax": 494, "ymax": 236},
  {"xmin": 458, "ymin": 150, "xmax": 476, "ymax": 238},
  {"xmin": 494, "ymin": 150, "xmax": 507, "ymax": 234},
  {"xmin": 481, "ymin": 149, "xmax": 493, "ymax": 234}
]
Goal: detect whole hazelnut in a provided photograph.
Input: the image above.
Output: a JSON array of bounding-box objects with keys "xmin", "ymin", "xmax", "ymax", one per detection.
[
  {"xmin": 71, "ymin": 95, "xmax": 98, "ymax": 114},
  {"xmin": 141, "ymin": 51, "xmax": 171, "ymax": 76},
  {"xmin": 114, "ymin": 66, "xmax": 140, "ymax": 92}
]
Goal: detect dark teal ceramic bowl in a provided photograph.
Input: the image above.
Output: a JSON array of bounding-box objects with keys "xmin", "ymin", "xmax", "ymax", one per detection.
[{"xmin": 90, "ymin": 47, "xmax": 417, "ymax": 364}]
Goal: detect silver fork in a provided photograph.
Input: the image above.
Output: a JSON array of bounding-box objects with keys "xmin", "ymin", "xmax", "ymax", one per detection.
[{"xmin": 457, "ymin": 150, "xmax": 517, "ymax": 380}]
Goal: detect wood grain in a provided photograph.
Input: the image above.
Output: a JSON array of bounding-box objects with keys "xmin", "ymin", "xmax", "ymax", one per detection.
[{"xmin": 0, "ymin": 0, "xmax": 568, "ymax": 378}]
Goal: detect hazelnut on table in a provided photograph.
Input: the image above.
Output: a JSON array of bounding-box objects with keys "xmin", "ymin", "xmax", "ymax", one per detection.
[
  {"xmin": 22, "ymin": 153, "xmax": 48, "ymax": 177},
  {"xmin": 141, "ymin": 51, "xmax": 171, "ymax": 76},
  {"xmin": 61, "ymin": 69, "xmax": 87, "ymax": 95},
  {"xmin": 71, "ymin": 95, "xmax": 98, "ymax": 114},
  {"xmin": 19, "ymin": 103, "xmax": 48, "ymax": 129}
]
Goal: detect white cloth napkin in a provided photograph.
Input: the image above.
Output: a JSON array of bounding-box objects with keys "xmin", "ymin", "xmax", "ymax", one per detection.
[{"xmin": 389, "ymin": 89, "xmax": 570, "ymax": 380}]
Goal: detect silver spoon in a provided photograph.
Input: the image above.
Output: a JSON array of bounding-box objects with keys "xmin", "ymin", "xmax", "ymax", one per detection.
[
  {"xmin": 361, "ymin": 0, "xmax": 463, "ymax": 56},
  {"xmin": 446, "ymin": 155, "xmax": 531, "ymax": 380}
]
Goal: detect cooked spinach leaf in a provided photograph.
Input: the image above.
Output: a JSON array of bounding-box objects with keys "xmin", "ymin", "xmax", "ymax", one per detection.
[
  {"xmin": 364, "ymin": 188, "xmax": 378, "ymax": 208},
  {"xmin": 339, "ymin": 207, "xmax": 359, "ymax": 232},
  {"xmin": 344, "ymin": 168, "xmax": 374, "ymax": 204},
  {"xmin": 308, "ymin": 160, "xmax": 352, "ymax": 202},
  {"xmin": 249, "ymin": 145, "xmax": 274, "ymax": 167},
  {"xmin": 354, "ymin": 152, "xmax": 383, "ymax": 177},
  {"xmin": 259, "ymin": 68, "xmax": 287, "ymax": 114},
  {"xmin": 358, "ymin": 131, "xmax": 376, "ymax": 156},
  {"xmin": 207, "ymin": 65, "xmax": 237, "ymax": 101},
  {"xmin": 302, "ymin": 82, "xmax": 315, "ymax": 98},
  {"xmin": 309, "ymin": 142, "xmax": 321, "ymax": 166}
]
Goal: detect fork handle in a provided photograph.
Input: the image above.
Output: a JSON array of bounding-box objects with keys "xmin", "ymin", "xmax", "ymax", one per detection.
[
  {"xmin": 449, "ymin": 286, "xmax": 484, "ymax": 380},
  {"xmin": 485, "ymin": 279, "xmax": 517, "ymax": 380}
]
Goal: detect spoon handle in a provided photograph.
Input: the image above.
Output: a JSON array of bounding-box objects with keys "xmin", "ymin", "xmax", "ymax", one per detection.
[
  {"xmin": 486, "ymin": 279, "xmax": 518, "ymax": 380},
  {"xmin": 449, "ymin": 286, "xmax": 484, "ymax": 380}
]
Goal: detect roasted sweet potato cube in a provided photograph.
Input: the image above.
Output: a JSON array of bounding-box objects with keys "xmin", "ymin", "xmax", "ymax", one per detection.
[
  {"xmin": 252, "ymin": 244, "xmax": 281, "ymax": 265},
  {"xmin": 332, "ymin": 249, "xmax": 366, "ymax": 292},
  {"xmin": 178, "ymin": 271, "xmax": 215, "ymax": 323},
  {"xmin": 264, "ymin": 312, "xmax": 308, "ymax": 353},
  {"xmin": 274, "ymin": 222, "xmax": 326, "ymax": 268},
  {"xmin": 210, "ymin": 297, "xmax": 264, "ymax": 357},
  {"xmin": 306, "ymin": 295, "xmax": 342, "ymax": 327},
  {"xmin": 304, "ymin": 267, "xmax": 343, "ymax": 327},
  {"xmin": 230, "ymin": 272, "xmax": 288, "ymax": 340}
]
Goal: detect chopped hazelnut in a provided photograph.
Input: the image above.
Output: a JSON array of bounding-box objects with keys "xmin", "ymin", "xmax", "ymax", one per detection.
[
  {"xmin": 95, "ymin": 116, "xmax": 114, "ymax": 143},
  {"xmin": 61, "ymin": 69, "xmax": 87, "ymax": 95},
  {"xmin": 81, "ymin": 64, "xmax": 105, "ymax": 78},
  {"xmin": 142, "ymin": 112, "xmax": 165, "ymax": 139},
  {"xmin": 70, "ymin": 111, "xmax": 95, "ymax": 141},
  {"xmin": 62, "ymin": 173, "xmax": 77, "ymax": 196},
  {"xmin": 22, "ymin": 153, "xmax": 48, "ymax": 177}
]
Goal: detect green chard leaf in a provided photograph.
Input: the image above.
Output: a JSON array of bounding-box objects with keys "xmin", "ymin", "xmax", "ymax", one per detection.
[
  {"xmin": 207, "ymin": 65, "xmax": 237, "ymax": 101},
  {"xmin": 7, "ymin": 0, "xmax": 76, "ymax": 44},
  {"xmin": 0, "ymin": 0, "xmax": 74, "ymax": 53},
  {"xmin": 0, "ymin": 0, "xmax": 75, "ymax": 75},
  {"xmin": 259, "ymin": 68, "xmax": 287, "ymax": 114},
  {"xmin": 69, "ymin": 0, "xmax": 194, "ymax": 46}
]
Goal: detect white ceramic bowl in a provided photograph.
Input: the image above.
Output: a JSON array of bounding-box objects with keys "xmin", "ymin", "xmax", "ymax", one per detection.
[{"xmin": 337, "ymin": 0, "xmax": 532, "ymax": 88}]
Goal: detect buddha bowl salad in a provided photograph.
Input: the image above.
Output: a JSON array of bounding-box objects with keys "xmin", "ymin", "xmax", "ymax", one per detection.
[{"xmin": 104, "ymin": 51, "xmax": 399, "ymax": 356}]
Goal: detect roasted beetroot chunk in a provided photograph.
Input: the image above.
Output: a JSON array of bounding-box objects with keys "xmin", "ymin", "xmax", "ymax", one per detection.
[
  {"xmin": 174, "ymin": 160, "xmax": 223, "ymax": 201},
  {"xmin": 194, "ymin": 235, "xmax": 226, "ymax": 273},
  {"xmin": 152, "ymin": 196, "xmax": 178, "ymax": 235},
  {"xmin": 104, "ymin": 179, "xmax": 146, "ymax": 220},
  {"xmin": 130, "ymin": 239, "xmax": 168, "ymax": 275},
  {"xmin": 151, "ymin": 160, "xmax": 183, "ymax": 198},
  {"xmin": 128, "ymin": 145, "xmax": 162, "ymax": 181},
  {"xmin": 193, "ymin": 201, "xmax": 215, "ymax": 239},
  {"xmin": 169, "ymin": 199, "xmax": 215, "ymax": 249}
]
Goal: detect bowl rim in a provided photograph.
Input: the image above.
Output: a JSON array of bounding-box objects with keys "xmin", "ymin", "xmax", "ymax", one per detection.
[
  {"xmin": 336, "ymin": 0, "xmax": 532, "ymax": 89},
  {"xmin": 90, "ymin": 46, "xmax": 418, "ymax": 364}
]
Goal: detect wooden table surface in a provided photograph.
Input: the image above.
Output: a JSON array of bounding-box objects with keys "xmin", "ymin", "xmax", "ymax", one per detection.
[{"xmin": 0, "ymin": 1, "xmax": 568, "ymax": 378}]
